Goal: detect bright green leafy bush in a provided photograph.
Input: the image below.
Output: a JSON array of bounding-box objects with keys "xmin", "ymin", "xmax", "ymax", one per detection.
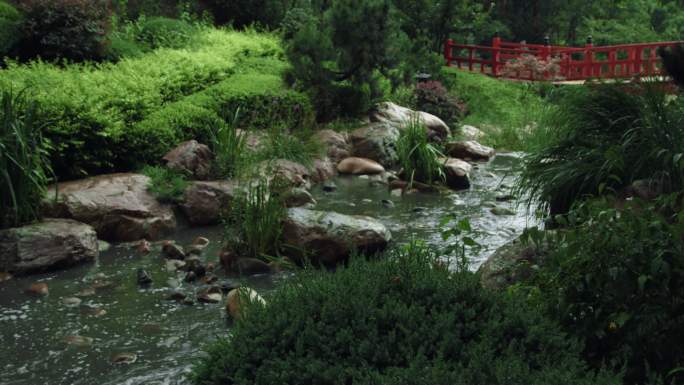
[
  {"xmin": 0, "ymin": 29, "xmax": 283, "ymax": 179},
  {"xmin": 141, "ymin": 165, "xmax": 189, "ymax": 204},
  {"xmin": 192, "ymin": 241, "xmax": 620, "ymax": 385},
  {"xmin": 0, "ymin": 1, "xmax": 22, "ymax": 57},
  {"xmin": 17, "ymin": 0, "xmax": 112, "ymax": 61},
  {"xmin": 0, "ymin": 90, "xmax": 52, "ymax": 229},
  {"xmin": 522, "ymin": 197, "xmax": 684, "ymax": 384}
]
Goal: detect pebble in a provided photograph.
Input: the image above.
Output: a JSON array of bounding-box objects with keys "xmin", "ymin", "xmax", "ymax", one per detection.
[
  {"xmin": 111, "ymin": 352, "xmax": 137, "ymax": 365},
  {"xmin": 491, "ymin": 206, "xmax": 516, "ymax": 216},
  {"xmin": 322, "ymin": 181, "xmax": 337, "ymax": 192},
  {"xmin": 495, "ymin": 194, "xmax": 516, "ymax": 202},
  {"xmin": 0, "ymin": 272, "xmax": 13, "ymax": 282},
  {"xmin": 381, "ymin": 199, "xmax": 395, "ymax": 208},
  {"xmin": 161, "ymin": 242, "xmax": 186, "ymax": 260},
  {"xmin": 192, "ymin": 237, "xmax": 210, "ymax": 248},
  {"xmin": 64, "ymin": 335, "xmax": 93, "ymax": 347},
  {"xmin": 136, "ymin": 269, "xmax": 153, "ymax": 286},
  {"xmin": 166, "ymin": 291, "xmax": 187, "ymax": 302},
  {"xmin": 26, "ymin": 283, "xmax": 48, "ymax": 296},
  {"xmin": 75, "ymin": 287, "xmax": 96, "ymax": 297},
  {"xmin": 62, "ymin": 297, "xmax": 82, "ymax": 307},
  {"xmin": 136, "ymin": 239, "xmax": 151, "ymax": 255},
  {"xmin": 361, "ymin": 199, "xmax": 372, "ymax": 204},
  {"xmin": 184, "ymin": 271, "xmax": 197, "ymax": 283}
]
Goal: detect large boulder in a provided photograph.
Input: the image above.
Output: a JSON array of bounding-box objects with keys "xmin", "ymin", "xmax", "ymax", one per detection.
[
  {"xmin": 370, "ymin": 102, "xmax": 450, "ymax": 141},
  {"xmin": 459, "ymin": 125, "xmax": 486, "ymax": 141},
  {"xmin": 181, "ymin": 181, "xmax": 237, "ymax": 226},
  {"xmin": 442, "ymin": 158, "xmax": 472, "ymax": 190},
  {"xmin": 478, "ymin": 234, "xmax": 552, "ymax": 291},
  {"xmin": 446, "ymin": 140, "xmax": 495, "ymax": 161},
  {"xmin": 162, "ymin": 140, "xmax": 213, "ymax": 180},
  {"xmin": 0, "ymin": 219, "xmax": 98, "ymax": 275},
  {"xmin": 314, "ymin": 129, "xmax": 351, "ymax": 163},
  {"xmin": 337, "ymin": 157, "xmax": 385, "ymax": 175},
  {"xmin": 43, "ymin": 173, "xmax": 176, "ymax": 242},
  {"xmin": 310, "ymin": 157, "xmax": 337, "ymax": 183},
  {"xmin": 281, "ymin": 208, "xmax": 391, "ymax": 266},
  {"xmin": 350, "ymin": 123, "xmax": 400, "ymax": 167},
  {"xmin": 259, "ymin": 159, "xmax": 312, "ymax": 190}
]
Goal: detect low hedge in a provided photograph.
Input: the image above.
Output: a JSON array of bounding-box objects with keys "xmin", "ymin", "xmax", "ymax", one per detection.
[
  {"xmin": 125, "ymin": 70, "xmax": 314, "ymax": 167},
  {"xmin": 0, "ymin": 29, "xmax": 282, "ymax": 179},
  {"xmin": 191, "ymin": 243, "xmax": 620, "ymax": 385}
]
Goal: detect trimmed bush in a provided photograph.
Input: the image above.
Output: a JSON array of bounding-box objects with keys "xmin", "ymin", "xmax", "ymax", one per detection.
[
  {"xmin": 126, "ymin": 72, "xmax": 314, "ymax": 166},
  {"xmin": 414, "ymin": 80, "xmax": 466, "ymax": 126},
  {"xmin": 192, "ymin": 242, "xmax": 620, "ymax": 385},
  {"xmin": 17, "ymin": 0, "xmax": 112, "ymax": 61},
  {"xmin": 0, "ymin": 29, "xmax": 283, "ymax": 179},
  {"xmin": 136, "ymin": 16, "xmax": 195, "ymax": 49},
  {"xmin": 0, "ymin": 1, "xmax": 22, "ymax": 57}
]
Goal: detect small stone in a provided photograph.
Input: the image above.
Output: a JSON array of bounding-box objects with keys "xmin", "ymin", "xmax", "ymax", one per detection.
[
  {"xmin": 481, "ymin": 201, "xmax": 498, "ymax": 208},
  {"xmin": 62, "ymin": 297, "xmax": 82, "ymax": 307},
  {"xmin": 219, "ymin": 280, "xmax": 240, "ymax": 294},
  {"xmin": 205, "ymin": 262, "xmax": 216, "ymax": 272},
  {"xmin": 361, "ymin": 199, "xmax": 372, "ymax": 204},
  {"xmin": 0, "ymin": 272, "xmax": 13, "ymax": 282},
  {"xmin": 136, "ymin": 239, "xmax": 151, "ymax": 255},
  {"xmin": 234, "ymin": 258, "xmax": 273, "ymax": 276},
  {"xmin": 381, "ymin": 199, "xmax": 395, "ymax": 208},
  {"xmin": 182, "ymin": 298, "xmax": 195, "ymax": 306},
  {"xmin": 225, "ymin": 287, "xmax": 265, "ymax": 320},
  {"xmin": 359, "ymin": 175, "xmax": 370, "ymax": 180},
  {"xmin": 192, "ymin": 237, "xmax": 210, "ymax": 249},
  {"xmin": 75, "ymin": 287, "xmax": 96, "ymax": 297},
  {"xmin": 166, "ymin": 277, "xmax": 181, "ymax": 288},
  {"xmin": 322, "ymin": 181, "xmax": 337, "ymax": 192},
  {"xmin": 112, "ymin": 352, "xmax": 137, "ymax": 365},
  {"xmin": 165, "ymin": 259, "xmax": 185, "ymax": 272},
  {"xmin": 491, "ymin": 207, "xmax": 516, "ymax": 216},
  {"xmin": 184, "ymin": 271, "xmax": 197, "ymax": 283},
  {"xmin": 64, "ymin": 335, "xmax": 93, "ymax": 347},
  {"xmin": 200, "ymin": 274, "xmax": 218, "ymax": 285},
  {"xmin": 161, "ymin": 242, "xmax": 186, "ymax": 260},
  {"xmin": 93, "ymin": 273, "xmax": 107, "ymax": 280},
  {"xmin": 390, "ymin": 189, "xmax": 402, "ymax": 197},
  {"xmin": 412, "ymin": 207, "xmax": 428, "ymax": 213},
  {"xmin": 166, "ymin": 291, "xmax": 187, "ymax": 302},
  {"xmin": 496, "ymin": 194, "xmax": 516, "ymax": 202},
  {"xmin": 81, "ymin": 306, "xmax": 107, "ymax": 317},
  {"xmin": 136, "ymin": 269, "xmax": 153, "ymax": 286},
  {"xmin": 186, "ymin": 245, "xmax": 204, "ymax": 256},
  {"xmin": 26, "ymin": 282, "xmax": 48, "ymax": 296},
  {"xmin": 91, "ymin": 280, "xmax": 115, "ymax": 290},
  {"xmin": 197, "ymin": 287, "xmax": 223, "ymax": 304}
]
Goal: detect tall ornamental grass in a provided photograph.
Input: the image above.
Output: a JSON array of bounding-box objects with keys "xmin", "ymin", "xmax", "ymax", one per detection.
[
  {"xmin": 396, "ymin": 116, "xmax": 445, "ymax": 185},
  {"xmin": 516, "ymin": 82, "xmax": 684, "ymax": 216},
  {"xmin": 0, "ymin": 90, "xmax": 52, "ymax": 229}
]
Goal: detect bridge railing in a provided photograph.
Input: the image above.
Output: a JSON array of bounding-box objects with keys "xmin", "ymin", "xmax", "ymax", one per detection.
[{"xmin": 444, "ymin": 36, "xmax": 683, "ymax": 81}]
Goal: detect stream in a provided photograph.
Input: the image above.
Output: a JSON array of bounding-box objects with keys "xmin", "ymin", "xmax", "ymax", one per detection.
[{"xmin": 0, "ymin": 153, "xmax": 534, "ymax": 385}]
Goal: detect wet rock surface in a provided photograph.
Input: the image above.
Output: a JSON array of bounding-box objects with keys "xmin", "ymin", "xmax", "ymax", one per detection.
[
  {"xmin": 43, "ymin": 173, "xmax": 176, "ymax": 242},
  {"xmin": 0, "ymin": 219, "xmax": 98, "ymax": 275},
  {"xmin": 162, "ymin": 140, "xmax": 213, "ymax": 180},
  {"xmin": 181, "ymin": 181, "xmax": 237, "ymax": 226}
]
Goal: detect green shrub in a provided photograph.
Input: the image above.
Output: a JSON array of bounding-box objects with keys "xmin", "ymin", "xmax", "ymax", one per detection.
[
  {"xmin": 136, "ymin": 16, "xmax": 195, "ymax": 49},
  {"xmin": 516, "ymin": 83, "xmax": 684, "ymax": 216},
  {"xmin": 141, "ymin": 165, "xmax": 189, "ymax": 204},
  {"xmin": 105, "ymin": 35, "xmax": 146, "ymax": 61},
  {"xmin": 0, "ymin": 90, "xmax": 52, "ymax": 229},
  {"xmin": 225, "ymin": 178, "xmax": 286, "ymax": 260},
  {"xmin": 0, "ymin": 29, "xmax": 283, "ymax": 179},
  {"xmin": 0, "ymin": 1, "xmax": 22, "ymax": 57},
  {"xmin": 17, "ymin": 0, "xmax": 112, "ymax": 61},
  {"xmin": 522, "ymin": 198, "xmax": 684, "ymax": 384},
  {"xmin": 192, "ymin": 241, "xmax": 621, "ymax": 385},
  {"xmin": 414, "ymin": 80, "xmax": 466, "ymax": 127},
  {"xmin": 396, "ymin": 117, "xmax": 445, "ymax": 185}
]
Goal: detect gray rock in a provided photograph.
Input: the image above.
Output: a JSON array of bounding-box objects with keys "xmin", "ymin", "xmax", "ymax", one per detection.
[
  {"xmin": 283, "ymin": 188, "xmax": 316, "ymax": 208},
  {"xmin": 162, "ymin": 140, "xmax": 213, "ymax": 180},
  {"xmin": 478, "ymin": 234, "xmax": 552, "ymax": 290},
  {"xmin": 491, "ymin": 207, "xmax": 516, "ymax": 216},
  {"xmin": 459, "ymin": 125, "xmax": 486, "ymax": 141},
  {"xmin": 322, "ymin": 181, "xmax": 337, "ymax": 192},
  {"xmin": 310, "ymin": 157, "xmax": 337, "ymax": 183},
  {"xmin": 446, "ymin": 141, "xmax": 495, "ymax": 161},
  {"xmin": 350, "ymin": 123, "xmax": 400, "ymax": 167},
  {"xmin": 136, "ymin": 269, "xmax": 153, "ymax": 286},
  {"xmin": 281, "ymin": 208, "xmax": 391, "ymax": 266},
  {"xmin": 314, "ymin": 129, "xmax": 351, "ymax": 163},
  {"xmin": 259, "ymin": 159, "xmax": 312, "ymax": 190},
  {"xmin": 43, "ymin": 174, "xmax": 176, "ymax": 242},
  {"xmin": 161, "ymin": 242, "xmax": 185, "ymax": 260},
  {"xmin": 370, "ymin": 102, "xmax": 450, "ymax": 141},
  {"xmin": 442, "ymin": 158, "xmax": 472, "ymax": 190},
  {"xmin": 0, "ymin": 219, "xmax": 98, "ymax": 275},
  {"xmin": 181, "ymin": 181, "xmax": 237, "ymax": 226}
]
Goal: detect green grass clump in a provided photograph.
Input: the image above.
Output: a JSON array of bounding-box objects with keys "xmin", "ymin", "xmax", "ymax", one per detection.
[
  {"xmin": 0, "ymin": 28, "xmax": 282, "ymax": 179},
  {"xmin": 396, "ymin": 117, "xmax": 445, "ymax": 185},
  {"xmin": 141, "ymin": 165, "xmax": 189, "ymax": 204},
  {"xmin": 441, "ymin": 68, "xmax": 549, "ymax": 151},
  {"xmin": 192, "ymin": 241, "xmax": 620, "ymax": 385},
  {"xmin": 516, "ymin": 83, "xmax": 684, "ymax": 216},
  {"xmin": 0, "ymin": 90, "xmax": 52, "ymax": 229},
  {"xmin": 225, "ymin": 179, "xmax": 286, "ymax": 260},
  {"xmin": 253, "ymin": 127, "xmax": 323, "ymax": 168},
  {"xmin": 208, "ymin": 110, "xmax": 246, "ymax": 179}
]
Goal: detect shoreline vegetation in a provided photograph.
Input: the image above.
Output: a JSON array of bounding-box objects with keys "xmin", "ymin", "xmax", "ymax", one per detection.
[{"xmin": 1, "ymin": 1, "xmax": 683, "ymax": 384}]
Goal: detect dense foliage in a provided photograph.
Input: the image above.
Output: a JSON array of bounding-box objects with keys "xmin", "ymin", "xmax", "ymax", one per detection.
[
  {"xmin": 17, "ymin": 0, "xmax": 112, "ymax": 61},
  {"xmin": 192, "ymin": 242, "xmax": 620, "ymax": 385},
  {"xmin": 413, "ymin": 80, "xmax": 466, "ymax": 127},
  {"xmin": 0, "ymin": 1, "xmax": 22, "ymax": 57},
  {"xmin": 516, "ymin": 83, "xmax": 684, "ymax": 216},
  {"xmin": 0, "ymin": 90, "xmax": 52, "ymax": 229}
]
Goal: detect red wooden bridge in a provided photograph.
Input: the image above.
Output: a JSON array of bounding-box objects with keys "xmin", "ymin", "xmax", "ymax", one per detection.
[{"xmin": 444, "ymin": 35, "xmax": 684, "ymax": 82}]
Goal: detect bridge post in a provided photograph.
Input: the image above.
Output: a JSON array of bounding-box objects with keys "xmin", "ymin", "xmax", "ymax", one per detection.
[
  {"xmin": 444, "ymin": 39, "xmax": 453, "ymax": 67},
  {"xmin": 492, "ymin": 31, "xmax": 501, "ymax": 76},
  {"xmin": 584, "ymin": 35, "xmax": 594, "ymax": 79}
]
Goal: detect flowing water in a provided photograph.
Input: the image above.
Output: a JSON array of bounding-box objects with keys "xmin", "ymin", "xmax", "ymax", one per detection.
[{"xmin": 0, "ymin": 153, "xmax": 534, "ymax": 385}]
